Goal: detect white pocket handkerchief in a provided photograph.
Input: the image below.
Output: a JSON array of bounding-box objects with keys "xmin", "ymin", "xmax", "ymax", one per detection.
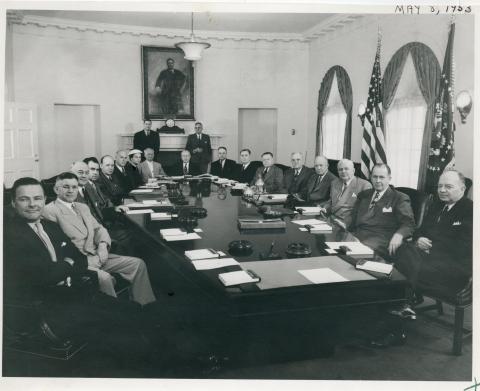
[
  {"xmin": 61, "ymin": 242, "xmax": 67, "ymax": 247},
  {"xmin": 351, "ymin": 193, "xmax": 357, "ymax": 198},
  {"xmin": 453, "ymin": 221, "xmax": 462, "ymax": 226},
  {"xmin": 382, "ymin": 207, "xmax": 393, "ymax": 213}
]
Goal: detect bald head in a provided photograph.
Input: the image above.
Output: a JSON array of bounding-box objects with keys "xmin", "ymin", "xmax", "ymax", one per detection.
[
  {"xmin": 313, "ymin": 155, "xmax": 329, "ymax": 176},
  {"xmin": 115, "ymin": 150, "xmax": 129, "ymax": 167},
  {"xmin": 337, "ymin": 159, "xmax": 355, "ymax": 183},
  {"xmin": 438, "ymin": 170, "xmax": 466, "ymax": 204},
  {"xmin": 71, "ymin": 161, "xmax": 89, "ymax": 186},
  {"xmin": 101, "ymin": 155, "xmax": 115, "ymax": 176}
]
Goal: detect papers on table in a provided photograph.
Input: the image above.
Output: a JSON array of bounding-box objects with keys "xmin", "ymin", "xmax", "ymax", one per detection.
[
  {"xmin": 130, "ymin": 189, "xmax": 154, "ymax": 193},
  {"xmin": 191, "ymin": 258, "xmax": 239, "ymax": 271},
  {"xmin": 356, "ymin": 261, "xmax": 393, "ymax": 275},
  {"xmin": 160, "ymin": 228, "xmax": 185, "ymax": 236},
  {"xmin": 298, "ymin": 222, "xmax": 332, "ymax": 233},
  {"xmin": 127, "ymin": 200, "xmax": 173, "ymax": 208},
  {"xmin": 325, "ymin": 241, "xmax": 374, "ymax": 258},
  {"xmin": 160, "ymin": 228, "xmax": 201, "ymax": 241},
  {"xmin": 139, "ymin": 185, "xmax": 160, "ymax": 189},
  {"xmin": 170, "ymin": 176, "xmax": 186, "ymax": 180},
  {"xmin": 185, "ymin": 248, "xmax": 222, "ymax": 261},
  {"xmin": 150, "ymin": 212, "xmax": 172, "ymax": 221},
  {"xmin": 214, "ymin": 178, "xmax": 232, "ymax": 184},
  {"xmin": 261, "ymin": 194, "xmax": 288, "ymax": 201},
  {"xmin": 218, "ymin": 270, "xmax": 260, "ymax": 286},
  {"xmin": 298, "ymin": 268, "xmax": 349, "ymax": 284},
  {"xmin": 292, "ymin": 218, "xmax": 325, "ymax": 226},
  {"xmin": 126, "ymin": 209, "xmax": 154, "ymax": 215},
  {"xmin": 232, "ymin": 183, "xmax": 248, "ymax": 190},
  {"xmin": 296, "ymin": 206, "xmax": 324, "ymax": 215}
]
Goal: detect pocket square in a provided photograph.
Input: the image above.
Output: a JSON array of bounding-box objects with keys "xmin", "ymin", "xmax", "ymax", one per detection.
[
  {"xmin": 453, "ymin": 221, "xmax": 462, "ymax": 226},
  {"xmin": 382, "ymin": 207, "xmax": 393, "ymax": 213},
  {"xmin": 61, "ymin": 242, "xmax": 67, "ymax": 247},
  {"xmin": 351, "ymin": 193, "xmax": 357, "ymax": 198}
]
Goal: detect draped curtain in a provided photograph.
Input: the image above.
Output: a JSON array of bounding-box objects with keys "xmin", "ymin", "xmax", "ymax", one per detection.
[
  {"xmin": 382, "ymin": 42, "xmax": 441, "ymax": 190},
  {"xmin": 316, "ymin": 65, "xmax": 353, "ymax": 158}
]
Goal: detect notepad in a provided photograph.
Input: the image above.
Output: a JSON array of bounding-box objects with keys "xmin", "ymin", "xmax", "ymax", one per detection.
[
  {"xmin": 296, "ymin": 206, "xmax": 323, "ymax": 215},
  {"xmin": 356, "ymin": 260, "xmax": 393, "ymax": 274},
  {"xmin": 292, "ymin": 218, "xmax": 325, "ymax": 226},
  {"xmin": 160, "ymin": 228, "xmax": 185, "ymax": 236},
  {"xmin": 185, "ymin": 248, "xmax": 220, "ymax": 261},
  {"xmin": 304, "ymin": 223, "xmax": 332, "ymax": 233},
  {"xmin": 151, "ymin": 212, "xmax": 172, "ymax": 221},
  {"xmin": 130, "ymin": 189, "xmax": 154, "ymax": 193},
  {"xmin": 325, "ymin": 242, "xmax": 374, "ymax": 258},
  {"xmin": 163, "ymin": 233, "xmax": 201, "ymax": 241},
  {"xmin": 218, "ymin": 270, "xmax": 260, "ymax": 286},
  {"xmin": 232, "ymin": 183, "xmax": 248, "ymax": 190},
  {"xmin": 126, "ymin": 209, "xmax": 154, "ymax": 215},
  {"xmin": 192, "ymin": 258, "xmax": 239, "ymax": 270},
  {"xmin": 298, "ymin": 268, "xmax": 349, "ymax": 284}
]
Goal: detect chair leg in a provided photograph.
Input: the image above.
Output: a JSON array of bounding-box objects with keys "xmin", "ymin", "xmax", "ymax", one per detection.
[
  {"xmin": 435, "ymin": 300, "xmax": 444, "ymax": 315},
  {"xmin": 453, "ymin": 306, "xmax": 465, "ymax": 356}
]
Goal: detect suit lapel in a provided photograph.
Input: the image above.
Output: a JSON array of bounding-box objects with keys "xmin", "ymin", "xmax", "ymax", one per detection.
[{"xmin": 55, "ymin": 200, "xmax": 88, "ymax": 236}]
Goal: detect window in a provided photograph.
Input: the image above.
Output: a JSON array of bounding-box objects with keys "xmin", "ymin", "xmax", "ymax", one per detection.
[
  {"xmin": 322, "ymin": 74, "xmax": 346, "ymax": 160},
  {"xmin": 385, "ymin": 53, "xmax": 427, "ymax": 188}
]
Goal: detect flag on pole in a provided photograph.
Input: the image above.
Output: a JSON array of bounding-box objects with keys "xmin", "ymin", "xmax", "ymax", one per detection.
[
  {"xmin": 360, "ymin": 33, "xmax": 387, "ymax": 179},
  {"xmin": 426, "ymin": 22, "xmax": 456, "ymax": 193}
]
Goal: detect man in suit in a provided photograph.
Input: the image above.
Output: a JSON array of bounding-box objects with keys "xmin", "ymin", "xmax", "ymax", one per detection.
[
  {"xmin": 133, "ymin": 120, "xmax": 160, "ymax": 161},
  {"xmin": 323, "ymin": 159, "xmax": 372, "ymax": 227},
  {"xmin": 43, "ymin": 172, "xmax": 156, "ymax": 305},
  {"xmin": 210, "ymin": 146, "xmax": 237, "ymax": 179},
  {"xmin": 138, "ymin": 147, "xmax": 166, "ymax": 184},
  {"xmin": 349, "ymin": 163, "xmax": 415, "ymax": 258},
  {"xmin": 251, "ymin": 152, "xmax": 285, "ymax": 193},
  {"xmin": 97, "ymin": 155, "xmax": 126, "ymax": 205},
  {"xmin": 396, "ymin": 170, "xmax": 472, "ymax": 296},
  {"xmin": 171, "ymin": 150, "xmax": 201, "ymax": 176},
  {"xmin": 283, "ymin": 152, "xmax": 313, "ymax": 195},
  {"xmin": 125, "ymin": 149, "xmax": 143, "ymax": 189},
  {"xmin": 185, "ymin": 122, "xmax": 212, "ymax": 174},
  {"xmin": 235, "ymin": 148, "xmax": 259, "ymax": 183},
  {"xmin": 296, "ymin": 155, "xmax": 336, "ymax": 204},
  {"xmin": 113, "ymin": 149, "xmax": 136, "ymax": 192}
]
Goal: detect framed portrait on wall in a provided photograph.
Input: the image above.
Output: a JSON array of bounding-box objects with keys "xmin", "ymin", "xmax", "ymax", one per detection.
[{"xmin": 141, "ymin": 46, "xmax": 194, "ymax": 120}]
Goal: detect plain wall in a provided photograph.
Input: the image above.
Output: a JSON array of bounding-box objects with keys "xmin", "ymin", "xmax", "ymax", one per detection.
[{"xmin": 307, "ymin": 14, "xmax": 474, "ymax": 180}]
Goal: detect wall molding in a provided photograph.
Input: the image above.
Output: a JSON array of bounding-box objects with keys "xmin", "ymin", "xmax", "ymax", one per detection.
[{"xmin": 7, "ymin": 10, "xmax": 365, "ymax": 44}]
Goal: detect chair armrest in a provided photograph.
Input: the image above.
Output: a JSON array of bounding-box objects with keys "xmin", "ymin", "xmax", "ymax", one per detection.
[{"xmin": 456, "ymin": 277, "xmax": 472, "ymax": 305}]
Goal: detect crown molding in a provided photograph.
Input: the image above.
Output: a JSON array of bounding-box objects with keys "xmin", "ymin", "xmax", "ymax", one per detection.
[{"xmin": 7, "ymin": 11, "xmax": 365, "ymax": 44}]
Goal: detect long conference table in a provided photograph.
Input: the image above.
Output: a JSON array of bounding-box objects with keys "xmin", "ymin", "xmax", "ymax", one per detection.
[{"xmin": 124, "ymin": 179, "xmax": 408, "ymax": 362}]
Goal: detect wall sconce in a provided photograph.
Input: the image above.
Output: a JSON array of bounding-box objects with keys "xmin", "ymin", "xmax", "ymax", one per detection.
[
  {"xmin": 455, "ymin": 90, "xmax": 472, "ymax": 124},
  {"xmin": 358, "ymin": 103, "xmax": 366, "ymax": 117}
]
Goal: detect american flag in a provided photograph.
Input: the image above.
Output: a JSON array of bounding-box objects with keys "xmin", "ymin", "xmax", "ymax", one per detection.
[
  {"xmin": 360, "ymin": 34, "xmax": 387, "ymax": 179},
  {"xmin": 426, "ymin": 23, "xmax": 455, "ymax": 193}
]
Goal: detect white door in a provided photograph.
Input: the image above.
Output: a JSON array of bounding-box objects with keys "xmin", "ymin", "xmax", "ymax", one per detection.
[
  {"xmin": 4, "ymin": 102, "xmax": 40, "ymax": 188},
  {"xmin": 238, "ymin": 108, "xmax": 277, "ymax": 161}
]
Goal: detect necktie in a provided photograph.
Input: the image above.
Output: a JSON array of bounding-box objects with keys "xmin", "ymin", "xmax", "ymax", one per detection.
[
  {"xmin": 294, "ymin": 169, "xmax": 300, "ymax": 177},
  {"xmin": 78, "ymin": 186, "xmax": 84, "ymax": 197},
  {"xmin": 243, "ymin": 164, "xmax": 247, "ymax": 171},
  {"xmin": 369, "ymin": 191, "xmax": 380, "ymax": 209},
  {"xmin": 145, "ymin": 131, "xmax": 150, "ymax": 136},
  {"xmin": 34, "ymin": 221, "xmax": 57, "ymax": 262},
  {"xmin": 198, "ymin": 134, "xmax": 201, "ymax": 140},
  {"xmin": 337, "ymin": 183, "xmax": 346, "ymax": 200},
  {"xmin": 183, "ymin": 163, "xmax": 188, "ymax": 175},
  {"xmin": 263, "ymin": 168, "xmax": 268, "ymax": 176},
  {"xmin": 437, "ymin": 205, "xmax": 449, "ymax": 222}
]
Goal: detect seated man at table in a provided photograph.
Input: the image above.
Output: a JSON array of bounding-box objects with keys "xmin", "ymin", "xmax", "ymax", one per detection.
[
  {"xmin": 97, "ymin": 155, "xmax": 127, "ymax": 205},
  {"xmin": 283, "ymin": 152, "xmax": 313, "ymax": 195},
  {"xmin": 210, "ymin": 146, "xmax": 237, "ymax": 179},
  {"xmin": 43, "ymin": 172, "xmax": 156, "ymax": 305},
  {"xmin": 322, "ymin": 159, "xmax": 371, "ymax": 226},
  {"xmin": 125, "ymin": 149, "xmax": 143, "ymax": 189},
  {"xmin": 295, "ymin": 155, "xmax": 335, "ymax": 204},
  {"xmin": 113, "ymin": 149, "xmax": 136, "ymax": 193},
  {"xmin": 396, "ymin": 170, "xmax": 472, "ymax": 297},
  {"xmin": 138, "ymin": 147, "xmax": 166, "ymax": 183},
  {"xmin": 235, "ymin": 148, "xmax": 258, "ymax": 183},
  {"xmin": 171, "ymin": 150, "xmax": 201, "ymax": 176},
  {"xmin": 251, "ymin": 152, "xmax": 285, "ymax": 193},
  {"xmin": 349, "ymin": 163, "xmax": 415, "ymax": 258}
]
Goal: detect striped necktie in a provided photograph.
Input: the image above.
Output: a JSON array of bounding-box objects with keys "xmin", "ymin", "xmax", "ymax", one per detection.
[{"xmin": 34, "ymin": 221, "xmax": 57, "ymax": 262}]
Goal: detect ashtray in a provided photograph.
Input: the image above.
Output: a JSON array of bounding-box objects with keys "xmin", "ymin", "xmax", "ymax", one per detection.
[
  {"xmin": 286, "ymin": 242, "xmax": 312, "ymax": 258},
  {"xmin": 228, "ymin": 240, "xmax": 254, "ymax": 256}
]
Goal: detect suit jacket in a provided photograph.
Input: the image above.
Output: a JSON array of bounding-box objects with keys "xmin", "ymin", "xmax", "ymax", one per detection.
[
  {"xmin": 251, "ymin": 165, "xmax": 285, "ymax": 193},
  {"xmin": 301, "ymin": 170, "xmax": 336, "ymax": 204},
  {"xmin": 77, "ymin": 181, "xmax": 116, "ymax": 225},
  {"xmin": 125, "ymin": 162, "xmax": 143, "ymax": 189},
  {"xmin": 350, "ymin": 186, "xmax": 415, "ymax": 256},
  {"xmin": 113, "ymin": 165, "xmax": 135, "ymax": 193},
  {"xmin": 133, "ymin": 130, "xmax": 160, "ymax": 158},
  {"xmin": 283, "ymin": 166, "xmax": 313, "ymax": 194},
  {"xmin": 326, "ymin": 176, "xmax": 372, "ymax": 226},
  {"xmin": 138, "ymin": 160, "xmax": 166, "ymax": 184},
  {"xmin": 3, "ymin": 214, "xmax": 88, "ymax": 301},
  {"xmin": 96, "ymin": 171, "xmax": 126, "ymax": 205},
  {"xmin": 170, "ymin": 161, "xmax": 201, "ymax": 176},
  {"xmin": 43, "ymin": 200, "xmax": 112, "ymax": 262},
  {"xmin": 210, "ymin": 158, "xmax": 237, "ymax": 179},
  {"xmin": 185, "ymin": 133, "xmax": 212, "ymax": 164},
  {"xmin": 235, "ymin": 162, "xmax": 261, "ymax": 183}
]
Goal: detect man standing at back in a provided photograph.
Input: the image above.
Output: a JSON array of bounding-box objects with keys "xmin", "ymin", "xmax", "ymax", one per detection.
[
  {"xmin": 185, "ymin": 122, "xmax": 211, "ymax": 174},
  {"xmin": 283, "ymin": 152, "xmax": 313, "ymax": 195},
  {"xmin": 133, "ymin": 120, "xmax": 160, "ymax": 161}
]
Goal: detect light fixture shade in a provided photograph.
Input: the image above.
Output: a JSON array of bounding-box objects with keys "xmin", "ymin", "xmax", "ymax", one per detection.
[{"xmin": 175, "ymin": 41, "xmax": 211, "ymax": 61}]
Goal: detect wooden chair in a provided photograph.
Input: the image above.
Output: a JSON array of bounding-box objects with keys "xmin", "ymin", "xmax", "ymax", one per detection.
[
  {"xmin": 396, "ymin": 187, "xmax": 433, "ymax": 229},
  {"xmin": 415, "ymin": 277, "xmax": 472, "ymax": 355}
]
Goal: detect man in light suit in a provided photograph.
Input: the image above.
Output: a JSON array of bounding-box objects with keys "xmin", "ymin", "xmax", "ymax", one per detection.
[
  {"xmin": 322, "ymin": 159, "xmax": 372, "ymax": 227},
  {"xmin": 283, "ymin": 152, "xmax": 313, "ymax": 195},
  {"xmin": 43, "ymin": 172, "xmax": 156, "ymax": 305},
  {"xmin": 349, "ymin": 163, "xmax": 415, "ymax": 258},
  {"xmin": 296, "ymin": 155, "xmax": 336, "ymax": 204},
  {"xmin": 235, "ymin": 148, "xmax": 259, "ymax": 183},
  {"xmin": 251, "ymin": 152, "xmax": 285, "ymax": 193},
  {"xmin": 138, "ymin": 147, "xmax": 166, "ymax": 184},
  {"xmin": 210, "ymin": 146, "xmax": 237, "ymax": 179},
  {"xmin": 185, "ymin": 122, "xmax": 212, "ymax": 174}
]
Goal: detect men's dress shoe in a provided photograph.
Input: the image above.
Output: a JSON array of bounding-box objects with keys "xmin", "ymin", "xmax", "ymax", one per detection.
[
  {"xmin": 370, "ymin": 331, "xmax": 407, "ymax": 348},
  {"xmin": 389, "ymin": 305, "xmax": 417, "ymax": 320}
]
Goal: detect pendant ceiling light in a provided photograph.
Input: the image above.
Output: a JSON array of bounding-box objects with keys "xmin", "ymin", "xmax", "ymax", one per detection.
[{"xmin": 175, "ymin": 13, "xmax": 211, "ymax": 61}]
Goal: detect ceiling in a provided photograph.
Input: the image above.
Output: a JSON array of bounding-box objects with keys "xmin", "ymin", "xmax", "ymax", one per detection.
[{"xmin": 19, "ymin": 10, "xmax": 334, "ymax": 34}]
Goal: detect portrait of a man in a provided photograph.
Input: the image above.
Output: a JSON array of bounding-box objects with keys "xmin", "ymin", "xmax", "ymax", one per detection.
[{"xmin": 142, "ymin": 46, "xmax": 194, "ymax": 120}]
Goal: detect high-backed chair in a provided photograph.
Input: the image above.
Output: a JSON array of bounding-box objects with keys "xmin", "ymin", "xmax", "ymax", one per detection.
[
  {"xmin": 274, "ymin": 163, "xmax": 289, "ymax": 173},
  {"xmin": 396, "ymin": 187, "xmax": 433, "ymax": 229}
]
